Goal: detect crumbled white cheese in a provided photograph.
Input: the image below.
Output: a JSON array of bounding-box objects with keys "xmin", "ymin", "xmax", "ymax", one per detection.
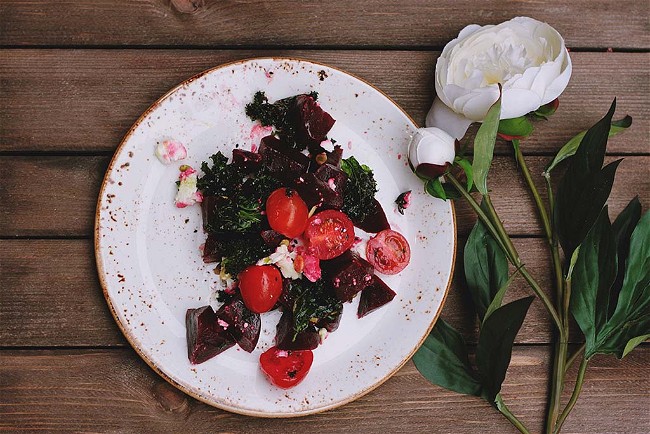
[{"xmin": 155, "ymin": 139, "xmax": 187, "ymax": 164}]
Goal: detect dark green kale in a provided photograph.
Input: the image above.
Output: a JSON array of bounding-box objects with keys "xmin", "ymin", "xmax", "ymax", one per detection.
[
  {"xmin": 198, "ymin": 152, "xmax": 280, "ymax": 234},
  {"xmin": 220, "ymin": 237, "xmax": 273, "ymax": 278},
  {"xmin": 289, "ymin": 278, "xmax": 342, "ymax": 337},
  {"xmin": 340, "ymin": 156, "xmax": 378, "ymax": 222},
  {"xmin": 245, "ymin": 91, "xmax": 318, "ymax": 150}
]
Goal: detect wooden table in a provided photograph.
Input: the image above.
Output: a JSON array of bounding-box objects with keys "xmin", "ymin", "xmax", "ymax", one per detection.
[{"xmin": 1, "ymin": 1, "xmax": 648, "ymax": 432}]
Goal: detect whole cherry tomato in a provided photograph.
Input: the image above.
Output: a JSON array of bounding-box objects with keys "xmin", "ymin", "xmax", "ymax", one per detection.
[
  {"xmin": 365, "ymin": 229, "xmax": 411, "ymax": 275},
  {"xmin": 259, "ymin": 346, "xmax": 314, "ymax": 389},
  {"xmin": 238, "ymin": 265, "xmax": 283, "ymax": 313},
  {"xmin": 265, "ymin": 188, "xmax": 309, "ymax": 238},
  {"xmin": 303, "ymin": 210, "xmax": 355, "ymax": 260}
]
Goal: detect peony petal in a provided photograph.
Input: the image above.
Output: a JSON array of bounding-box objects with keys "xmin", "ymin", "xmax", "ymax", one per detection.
[
  {"xmin": 426, "ymin": 98, "xmax": 473, "ymax": 139},
  {"xmin": 501, "ymin": 88, "xmax": 542, "ymax": 119}
]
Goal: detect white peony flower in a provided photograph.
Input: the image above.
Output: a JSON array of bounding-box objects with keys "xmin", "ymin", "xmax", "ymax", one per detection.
[
  {"xmin": 408, "ymin": 127, "xmax": 456, "ymax": 179},
  {"xmin": 427, "ymin": 16, "xmax": 572, "ymax": 138}
]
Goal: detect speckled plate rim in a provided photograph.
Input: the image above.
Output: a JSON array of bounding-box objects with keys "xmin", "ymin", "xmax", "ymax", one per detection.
[{"xmin": 95, "ymin": 56, "xmax": 457, "ymax": 418}]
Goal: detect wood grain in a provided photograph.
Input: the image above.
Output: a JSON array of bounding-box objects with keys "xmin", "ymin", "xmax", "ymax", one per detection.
[
  {"xmin": 1, "ymin": 1, "xmax": 648, "ymax": 49},
  {"xmin": 1, "ymin": 50, "xmax": 648, "ymax": 154},
  {"xmin": 1, "ymin": 155, "xmax": 647, "ymax": 238},
  {"xmin": 0, "ymin": 237, "xmax": 623, "ymax": 347},
  {"xmin": 1, "ymin": 347, "xmax": 648, "ymax": 432}
]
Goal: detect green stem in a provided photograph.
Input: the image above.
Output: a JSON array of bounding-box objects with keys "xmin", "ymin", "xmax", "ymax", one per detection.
[
  {"xmin": 553, "ymin": 357, "xmax": 590, "ymax": 434},
  {"xmin": 495, "ymin": 394, "xmax": 531, "ymax": 434},
  {"xmin": 447, "ymin": 173, "xmax": 563, "ymax": 331},
  {"xmin": 546, "ymin": 278, "xmax": 571, "ymax": 434},
  {"xmin": 513, "ymin": 140, "xmax": 552, "ymax": 240},
  {"xmin": 565, "ymin": 344, "xmax": 586, "ymax": 373}
]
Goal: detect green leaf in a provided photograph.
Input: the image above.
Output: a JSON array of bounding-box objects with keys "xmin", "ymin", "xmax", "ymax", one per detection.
[
  {"xmin": 483, "ymin": 268, "xmax": 522, "ymax": 323},
  {"xmin": 553, "ymin": 100, "xmax": 623, "ymax": 258},
  {"xmin": 476, "ymin": 296, "xmax": 534, "ymax": 402},
  {"xmin": 425, "ymin": 177, "xmax": 447, "ymax": 200},
  {"xmin": 622, "ymin": 334, "xmax": 650, "ymax": 358},
  {"xmin": 609, "ymin": 196, "xmax": 642, "ymax": 318},
  {"xmin": 473, "ymin": 92, "xmax": 502, "ymax": 195},
  {"xmin": 570, "ymin": 207, "xmax": 618, "ymax": 356},
  {"xmin": 595, "ymin": 210, "xmax": 650, "ymax": 358},
  {"xmin": 545, "ymin": 115, "xmax": 632, "ymax": 174},
  {"xmin": 464, "ymin": 218, "xmax": 509, "ymax": 320},
  {"xmin": 533, "ymin": 99, "xmax": 559, "ymax": 119},
  {"xmin": 413, "ymin": 319, "xmax": 482, "ymax": 396},
  {"xmin": 498, "ymin": 116, "xmax": 534, "ymax": 138},
  {"xmin": 456, "ymin": 158, "xmax": 474, "ymax": 192}
]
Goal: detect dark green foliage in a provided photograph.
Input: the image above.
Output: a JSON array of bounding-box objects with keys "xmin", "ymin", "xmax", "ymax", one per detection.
[
  {"xmin": 220, "ymin": 237, "xmax": 273, "ymax": 278},
  {"xmin": 288, "ymin": 278, "xmax": 342, "ymax": 337},
  {"xmin": 340, "ymin": 156, "xmax": 378, "ymax": 222}
]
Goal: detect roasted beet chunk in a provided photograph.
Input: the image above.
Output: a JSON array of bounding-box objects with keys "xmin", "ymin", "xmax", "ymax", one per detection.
[
  {"xmin": 314, "ymin": 163, "xmax": 347, "ymax": 195},
  {"xmin": 186, "ymin": 306, "xmax": 235, "ymax": 364},
  {"xmin": 275, "ymin": 310, "xmax": 320, "ymax": 351},
  {"xmin": 202, "ymin": 234, "xmax": 223, "ymax": 263},
  {"xmin": 294, "ymin": 94, "xmax": 336, "ymax": 146},
  {"xmin": 357, "ymin": 276, "xmax": 397, "ymax": 318},
  {"xmin": 201, "ymin": 195, "xmax": 222, "ymax": 231},
  {"xmin": 259, "ymin": 135, "xmax": 311, "ymax": 181},
  {"xmin": 260, "ymin": 229, "xmax": 285, "ymax": 247},
  {"xmin": 355, "ymin": 199, "xmax": 391, "ymax": 233},
  {"xmin": 294, "ymin": 173, "xmax": 343, "ymax": 210},
  {"xmin": 323, "ymin": 250, "xmax": 374, "ymax": 302},
  {"xmin": 216, "ymin": 298, "xmax": 261, "ymax": 353},
  {"xmin": 232, "ymin": 149, "xmax": 262, "ymax": 173}
]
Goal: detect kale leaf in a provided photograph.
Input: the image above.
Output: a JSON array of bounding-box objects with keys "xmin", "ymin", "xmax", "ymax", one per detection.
[
  {"xmin": 289, "ymin": 278, "xmax": 342, "ymax": 336},
  {"xmin": 220, "ymin": 237, "xmax": 273, "ymax": 278},
  {"xmin": 340, "ymin": 156, "xmax": 378, "ymax": 222}
]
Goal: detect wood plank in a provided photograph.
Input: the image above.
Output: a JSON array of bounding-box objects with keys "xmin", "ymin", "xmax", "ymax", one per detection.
[
  {"xmin": 1, "ymin": 347, "xmax": 648, "ymax": 432},
  {"xmin": 1, "ymin": 1, "xmax": 647, "ymax": 49},
  {"xmin": 0, "ymin": 237, "xmax": 620, "ymax": 347},
  {"xmin": 1, "ymin": 155, "xmax": 647, "ymax": 238},
  {"xmin": 1, "ymin": 50, "xmax": 648, "ymax": 154}
]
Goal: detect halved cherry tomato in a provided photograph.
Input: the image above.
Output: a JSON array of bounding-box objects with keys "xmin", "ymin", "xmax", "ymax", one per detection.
[
  {"xmin": 238, "ymin": 265, "xmax": 283, "ymax": 313},
  {"xmin": 260, "ymin": 346, "xmax": 314, "ymax": 389},
  {"xmin": 303, "ymin": 210, "xmax": 355, "ymax": 260},
  {"xmin": 265, "ymin": 188, "xmax": 309, "ymax": 238},
  {"xmin": 365, "ymin": 229, "xmax": 411, "ymax": 275}
]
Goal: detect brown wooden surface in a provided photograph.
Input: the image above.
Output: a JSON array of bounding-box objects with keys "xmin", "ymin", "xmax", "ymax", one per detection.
[
  {"xmin": 1, "ymin": 1, "xmax": 649, "ymax": 432},
  {"xmin": 1, "ymin": 347, "xmax": 648, "ymax": 433},
  {"xmin": 1, "ymin": 1, "xmax": 648, "ymax": 49},
  {"xmin": 1, "ymin": 50, "xmax": 648, "ymax": 154}
]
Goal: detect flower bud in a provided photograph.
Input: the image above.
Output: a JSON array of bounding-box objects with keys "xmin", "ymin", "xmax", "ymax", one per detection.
[{"xmin": 408, "ymin": 127, "xmax": 456, "ymax": 179}]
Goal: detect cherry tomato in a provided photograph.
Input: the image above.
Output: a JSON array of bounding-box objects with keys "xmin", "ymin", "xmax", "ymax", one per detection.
[
  {"xmin": 260, "ymin": 346, "xmax": 314, "ymax": 389},
  {"xmin": 238, "ymin": 265, "xmax": 283, "ymax": 313},
  {"xmin": 266, "ymin": 188, "xmax": 309, "ymax": 238},
  {"xmin": 365, "ymin": 229, "xmax": 411, "ymax": 275},
  {"xmin": 303, "ymin": 210, "xmax": 355, "ymax": 260}
]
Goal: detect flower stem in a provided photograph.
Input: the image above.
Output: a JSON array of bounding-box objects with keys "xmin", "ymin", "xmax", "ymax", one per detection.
[
  {"xmin": 565, "ymin": 344, "xmax": 586, "ymax": 373},
  {"xmin": 495, "ymin": 393, "xmax": 531, "ymax": 434},
  {"xmin": 553, "ymin": 357, "xmax": 590, "ymax": 434},
  {"xmin": 447, "ymin": 173, "xmax": 562, "ymax": 331},
  {"xmin": 546, "ymin": 277, "xmax": 571, "ymax": 434}
]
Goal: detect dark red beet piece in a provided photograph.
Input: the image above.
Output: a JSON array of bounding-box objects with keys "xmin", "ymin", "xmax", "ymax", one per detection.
[
  {"xmin": 357, "ymin": 276, "xmax": 397, "ymax": 318},
  {"xmin": 259, "ymin": 135, "xmax": 311, "ymax": 181},
  {"xmin": 186, "ymin": 306, "xmax": 235, "ymax": 364},
  {"xmin": 201, "ymin": 195, "xmax": 222, "ymax": 231},
  {"xmin": 294, "ymin": 173, "xmax": 343, "ymax": 210},
  {"xmin": 232, "ymin": 148, "xmax": 263, "ymax": 173},
  {"xmin": 260, "ymin": 229, "xmax": 285, "ymax": 247},
  {"xmin": 326, "ymin": 144, "xmax": 344, "ymax": 167},
  {"xmin": 316, "ymin": 310, "xmax": 342, "ymax": 333},
  {"xmin": 355, "ymin": 199, "xmax": 391, "ymax": 233},
  {"xmin": 314, "ymin": 163, "xmax": 347, "ymax": 195},
  {"xmin": 323, "ymin": 250, "xmax": 374, "ymax": 302},
  {"xmin": 216, "ymin": 298, "xmax": 261, "ymax": 353},
  {"xmin": 275, "ymin": 310, "xmax": 320, "ymax": 351},
  {"xmin": 294, "ymin": 95, "xmax": 336, "ymax": 145},
  {"xmin": 202, "ymin": 234, "xmax": 223, "ymax": 263}
]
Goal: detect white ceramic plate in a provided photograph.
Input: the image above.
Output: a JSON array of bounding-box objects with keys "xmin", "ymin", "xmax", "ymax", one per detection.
[{"xmin": 96, "ymin": 58, "xmax": 456, "ymax": 417}]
